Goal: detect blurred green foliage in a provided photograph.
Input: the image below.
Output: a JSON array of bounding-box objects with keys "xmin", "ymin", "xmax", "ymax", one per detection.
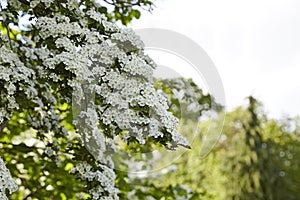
[{"xmin": 149, "ymin": 96, "xmax": 300, "ymax": 200}]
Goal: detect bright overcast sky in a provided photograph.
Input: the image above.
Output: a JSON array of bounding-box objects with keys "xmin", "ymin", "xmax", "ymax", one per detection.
[{"xmin": 129, "ymin": 0, "xmax": 300, "ymax": 119}]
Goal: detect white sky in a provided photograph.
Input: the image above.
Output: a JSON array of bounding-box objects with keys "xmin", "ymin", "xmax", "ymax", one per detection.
[{"xmin": 130, "ymin": 0, "xmax": 300, "ymax": 119}]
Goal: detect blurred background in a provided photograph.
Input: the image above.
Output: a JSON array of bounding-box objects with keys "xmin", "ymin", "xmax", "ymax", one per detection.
[{"xmin": 130, "ymin": 0, "xmax": 300, "ymax": 119}]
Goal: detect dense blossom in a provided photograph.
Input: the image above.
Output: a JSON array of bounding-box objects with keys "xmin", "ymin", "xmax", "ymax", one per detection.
[
  {"xmin": 71, "ymin": 161, "xmax": 118, "ymax": 199},
  {"xmin": 155, "ymin": 78, "xmax": 219, "ymax": 120},
  {"xmin": 0, "ymin": 0, "xmax": 189, "ymax": 198}
]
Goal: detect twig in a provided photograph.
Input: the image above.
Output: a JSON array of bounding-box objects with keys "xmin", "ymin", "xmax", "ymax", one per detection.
[
  {"xmin": 18, "ymin": 0, "xmax": 30, "ymax": 6},
  {"xmin": 5, "ymin": 25, "xmax": 13, "ymax": 49},
  {"xmin": 103, "ymin": 0, "xmax": 114, "ymax": 5},
  {"xmin": 103, "ymin": 0, "xmax": 149, "ymax": 9},
  {"xmin": 0, "ymin": 2, "xmax": 13, "ymax": 49}
]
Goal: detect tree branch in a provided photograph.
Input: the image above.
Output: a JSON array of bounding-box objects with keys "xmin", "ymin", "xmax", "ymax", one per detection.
[
  {"xmin": 103, "ymin": 0, "xmax": 114, "ymax": 6},
  {"xmin": 18, "ymin": 0, "xmax": 30, "ymax": 6},
  {"xmin": 5, "ymin": 25, "xmax": 13, "ymax": 49},
  {"xmin": 0, "ymin": 2, "xmax": 13, "ymax": 49}
]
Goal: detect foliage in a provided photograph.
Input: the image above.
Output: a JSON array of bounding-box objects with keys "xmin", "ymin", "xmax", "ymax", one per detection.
[
  {"xmin": 219, "ymin": 97, "xmax": 272, "ymax": 199},
  {"xmin": 261, "ymin": 117, "xmax": 300, "ymax": 199},
  {"xmin": 150, "ymin": 96, "xmax": 300, "ymax": 200},
  {"xmin": 219, "ymin": 97, "xmax": 300, "ymax": 199},
  {"xmin": 100, "ymin": 0, "xmax": 154, "ymax": 25}
]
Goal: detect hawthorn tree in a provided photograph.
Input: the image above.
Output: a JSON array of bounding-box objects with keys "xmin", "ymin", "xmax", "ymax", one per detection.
[{"xmin": 0, "ymin": 0, "xmax": 206, "ymax": 199}]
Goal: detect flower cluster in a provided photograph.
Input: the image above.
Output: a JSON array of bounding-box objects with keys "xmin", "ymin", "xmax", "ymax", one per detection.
[
  {"xmin": 0, "ymin": 46, "xmax": 36, "ymax": 122},
  {"xmin": 0, "ymin": 157, "xmax": 18, "ymax": 200},
  {"xmin": 156, "ymin": 78, "xmax": 215, "ymax": 119},
  {"xmin": 33, "ymin": 10, "xmax": 189, "ymax": 149},
  {"xmin": 30, "ymin": 0, "xmax": 54, "ymax": 8},
  {"xmin": 87, "ymin": 8, "xmax": 107, "ymax": 23},
  {"xmin": 119, "ymin": 54, "xmax": 153, "ymax": 80},
  {"xmin": 111, "ymin": 28, "xmax": 144, "ymax": 51},
  {"xmin": 70, "ymin": 162, "xmax": 118, "ymax": 200}
]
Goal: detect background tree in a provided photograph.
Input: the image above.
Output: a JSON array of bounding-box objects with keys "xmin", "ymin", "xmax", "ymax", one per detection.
[
  {"xmin": 219, "ymin": 97, "xmax": 272, "ymax": 199},
  {"xmin": 146, "ymin": 97, "xmax": 300, "ymax": 200},
  {"xmin": 262, "ymin": 117, "xmax": 300, "ymax": 199}
]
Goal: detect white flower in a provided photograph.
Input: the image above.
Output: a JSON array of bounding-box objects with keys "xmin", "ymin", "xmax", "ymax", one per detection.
[
  {"xmin": 87, "ymin": 8, "xmax": 107, "ymax": 23},
  {"xmin": 30, "ymin": 0, "xmax": 40, "ymax": 8},
  {"xmin": 45, "ymin": 147, "xmax": 53, "ymax": 157},
  {"xmin": 71, "ymin": 162, "xmax": 118, "ymax": 199},
  {"xmin": 41, "ymin": 0, "xmax": 54, "ymax": 8},
  {"xmin": 67, "ymin": 0, "xmax": 79, "ymax": 10},
  {"xmin": 111, "ymin": 29, "xmax": 144, "ymax": 50},
  {"xmin": 5, "ymin": 82, "xmax": 16, "ymax": 95},
  {"xmin": 102, "ymin": 21, "xmax": 119, "ymax": 32}
]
